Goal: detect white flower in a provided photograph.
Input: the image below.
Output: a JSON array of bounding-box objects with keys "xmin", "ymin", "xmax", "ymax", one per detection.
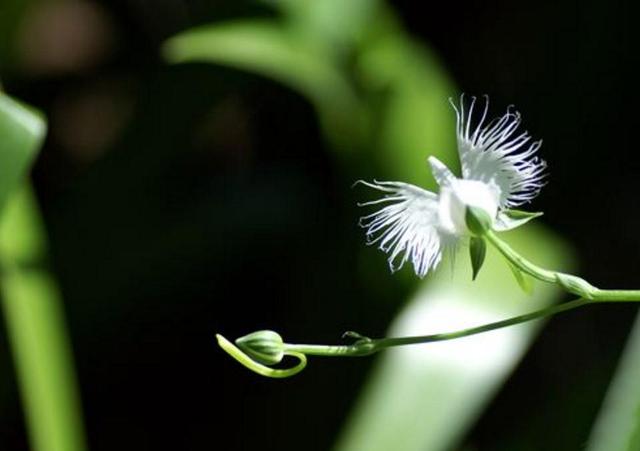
[{"xmin": 358, "ymin": 95, "xmax": 546, "ymax": 277}]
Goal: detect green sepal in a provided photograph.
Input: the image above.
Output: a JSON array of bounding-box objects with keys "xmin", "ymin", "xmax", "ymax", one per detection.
[
  {"xmin": 507, "ymin": 261, "xmax": 533, "ymax": 295},
  {"xmin": 505, "ymin": 209, "xmax": 544, "ymax": 220},
  {"xmin": 465, "ymin": 206, "xmax": 492, "ymax": 236},
  {"xmin": 469, "ymin": 236, "xmax": 487, "ymax": 281},
  {"xmin": 494, "ymin": 209, "xmax": 544, "ymax": 231}
]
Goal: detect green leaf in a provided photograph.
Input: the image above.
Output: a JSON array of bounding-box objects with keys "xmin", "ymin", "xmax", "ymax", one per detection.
[
  {"xmin": 163, "ymin": 21, "xmax": 344, "ymax": 103},
  {"xmin": 265, "ymin": 0, "xmax": 377, "ymax": 56},
  {"xmin": 162, "ymin": 20, "xmax": 366, "ymax": 149},
  {"xmin": 469, "ymin": 236, "xmax": 487, "ymax": 281},
  {"xmin": 0, "ymin": 94, "xmax": 45, "ymax": 210},
  {"xmin": 587, "ymin": 311, "xmax": 640, "ymax": 451},
  {"xmin": 0, "ymin": 92, "xmax": 87, "ymax": 451},
  {"xmin": 355, "ymin": 18, "xmax": 457, "ymax": 187},
  {"xmin": 1, "ymin": 265, "xmax": 88, "ymax": 451},
  {"xmin": 508, "ymin": 261, "xmax": 534, "ymax": 295},
  {"xmin": 0, "ymin": 184, "xmax": 46, "ymax": 264}
]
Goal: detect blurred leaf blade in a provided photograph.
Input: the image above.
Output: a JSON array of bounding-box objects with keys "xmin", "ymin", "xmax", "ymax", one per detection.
[
  {"xmin": 0, "ymin": 93, "xmax": 45, "ymax": 209},
  {"xmin": 0, "ymin": 183, "xmax": 46, "ymax": 264},
  {"xmin": 356, "ymin": 14, "xmax": 458, "ymax": 187},
  {"xmin": 337, "ymin": 227, "xmax": 573, "ymax": 451},
  {"xmin": 163, "ymin": 20, "xmax": 366, "ymax": 148},
  {"xmin": 587, "ymin": 311, "xmax": 640, "ymax": 451},
  {"xmin": 269, "ymin": 0, "xmax": 379, "ymax": 54},
  {"xmin": 0, "ymin": 92, "xmax": 87, "ymax": 451},
  {"xmin": 1, "ymin": 265, "xmax": 88, "ymax": 451}
]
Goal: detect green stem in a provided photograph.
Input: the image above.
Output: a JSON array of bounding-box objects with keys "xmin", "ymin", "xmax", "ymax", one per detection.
[
  {"xmin": 485, "ymin": 230, "xmax": 556, "ymax": 282},
  {"xmin": 286, "ymin": 297, "xmax": 590, "ymax": 357},
  {"xmin": 592, "ymin": 290, "xmax": 640, "ymax": 302},
  {"xmin": 374, "ymin": 297, "xmax": 588, "ymax": 348},
  {"xmin": 486, "ymin": 231, "xmax": 640, "ymax": 302}
]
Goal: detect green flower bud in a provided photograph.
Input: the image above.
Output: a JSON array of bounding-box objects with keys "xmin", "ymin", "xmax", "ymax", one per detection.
[
  {"xmin": 235, "ymin": 330, "xmax": 284, "ymax": 366},
  {"xmin": 465, "ymin": 206, "xmax": 492, "ymax": 236}
]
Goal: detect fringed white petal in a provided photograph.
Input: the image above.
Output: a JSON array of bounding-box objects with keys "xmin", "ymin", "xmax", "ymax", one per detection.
[
  {"xmin": 357, "ymin": 180, "xmax": 444, "ymax": 278},
  {"xmin": 451, "ymin": 95, "xmax": 546, "ymax": 208}
]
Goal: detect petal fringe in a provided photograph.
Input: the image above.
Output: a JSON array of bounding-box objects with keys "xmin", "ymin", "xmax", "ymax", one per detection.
[
  {"xmin": 357, "ymin": 181, "xmax": 445, "ymax": 277},
  {"xmin": 451, "ymin": 95, "xmax": 546, "ymax": 208}
]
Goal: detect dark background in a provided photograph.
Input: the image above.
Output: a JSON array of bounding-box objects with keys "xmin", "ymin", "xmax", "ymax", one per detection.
[{"xmin": 1, "ymin": 0, "xmax": 639, "ymax": 449}]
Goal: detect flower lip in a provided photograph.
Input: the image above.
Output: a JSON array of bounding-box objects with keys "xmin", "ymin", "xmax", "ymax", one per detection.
[{"xmin": 437, "ymin": 178, "xmax": 499, "ymax": 236}]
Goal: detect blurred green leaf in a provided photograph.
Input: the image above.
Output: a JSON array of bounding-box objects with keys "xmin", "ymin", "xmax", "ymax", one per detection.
[
  {"xmin": 337, "ymin": 226, "xmax": 573, "ymax": 451},
  {"xmin": 356, "ymin": 14, "xmax": 458, "ymax": 187},
  {"xmin": 163, "ymin": 20, "xmax": 366, "ymax": 149},
  {"xmin": 587, "ymin": 311, "xmax": 640, "ymax": 451},
  {"xmin": 1, "ymin": 265, "xmax": 87, "ymax": 451},
  {"xmin": 0, "ymin": 92, "xmax": 87, "ymax": 451},
  {"xmin": 0, "ymin": 183, "xmax": 46, "ymax": 264},
  {"xmin": 269, "ymin": 0, "xmax": 379, "ymax": 54},
  {"xmin": 0, "ymin": 93, "xmax": 45, "ymax": 210}
]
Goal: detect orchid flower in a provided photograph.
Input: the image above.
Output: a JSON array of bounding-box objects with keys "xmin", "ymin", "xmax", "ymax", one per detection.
[{"xmin": 358, "ymin": 96, "xmax": 546, "ymax": 278}]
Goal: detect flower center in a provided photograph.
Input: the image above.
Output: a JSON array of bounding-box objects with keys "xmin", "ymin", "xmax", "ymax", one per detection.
[{"xmin": 438, "ymin": 179, "xmax": 500, "ymax": 236}]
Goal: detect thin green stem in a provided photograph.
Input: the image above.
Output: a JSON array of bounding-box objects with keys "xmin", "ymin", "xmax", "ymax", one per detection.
[
  {"xmin": 283, "ymin": 343, "xmax": 361, "ymax": 356},
  {"xmin": 485, "ymin": 230, "xmax": 556, "ymax": 282},
  {"xmin": 486, "ymin": 230, "xmax": 640, "ymax": 302},
  {"xmin": 374, "ymin": 297, "xmax": 589, "ymax": 348},
  {"xmin": 285, "ymin": 297, "xmax": 591, "ymax": 358},
  {"xmin": 592, "ymin": 290, "xmax": 640, "ymax": 302}
]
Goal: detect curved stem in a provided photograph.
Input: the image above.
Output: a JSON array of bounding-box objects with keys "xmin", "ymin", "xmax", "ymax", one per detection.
[
  {"xmin": 486, "ymin": 231, "xmax": 640, "ymax": 302},
  {"xmin": 485, "ymin": 230, "xmax": 556, "ymax": 282}
]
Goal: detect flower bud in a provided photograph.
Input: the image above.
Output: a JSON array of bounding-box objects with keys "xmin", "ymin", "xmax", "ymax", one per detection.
[{"xmin": 235, "ymin": 330, "xmax": 284, "ymax": 366}]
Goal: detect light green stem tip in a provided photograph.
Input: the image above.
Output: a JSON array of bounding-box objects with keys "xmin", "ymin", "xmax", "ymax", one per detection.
[{"xmin": 216, "ymin": 334, "xmax": 306, "ymax": 379}]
